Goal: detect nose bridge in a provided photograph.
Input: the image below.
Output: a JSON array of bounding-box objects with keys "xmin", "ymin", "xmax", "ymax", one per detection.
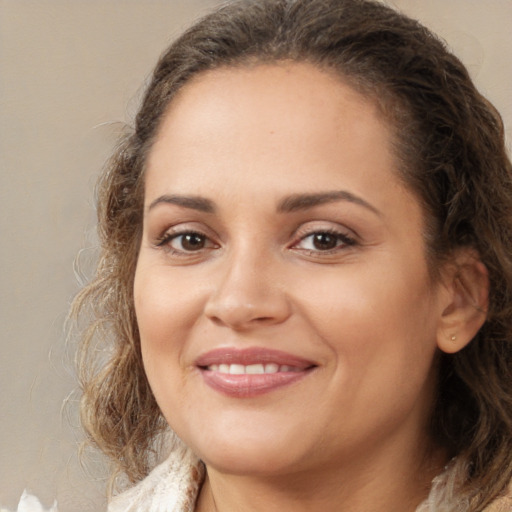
[{"xmin": 204, "ymin": 239, "xmax": 290, "ymax": 329}]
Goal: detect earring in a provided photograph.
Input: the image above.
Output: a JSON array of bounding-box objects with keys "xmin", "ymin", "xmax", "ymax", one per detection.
[{"xmin": 450, "ymin": 335, "xmax": 457, "ymax": 341}]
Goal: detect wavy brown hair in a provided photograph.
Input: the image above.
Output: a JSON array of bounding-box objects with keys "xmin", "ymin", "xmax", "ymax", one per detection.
[{"xmin": 73, "ymin": 0, "xmax": 512, "ymax": 508}]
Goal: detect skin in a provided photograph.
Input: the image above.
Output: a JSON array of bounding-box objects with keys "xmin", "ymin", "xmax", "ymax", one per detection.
[{"xmin": 134, "ymin": 62, "xmax": 472, "ymax": 511}]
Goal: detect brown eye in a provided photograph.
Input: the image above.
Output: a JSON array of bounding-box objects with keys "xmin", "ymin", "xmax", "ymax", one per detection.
[
  {"xmin": 179, "ymin": 233, "xmax": 206, "ymax": 251},
  {"xmin": 292, "ymin": 229, "xmax": 356, "ymax": 254},
  {"xmin": 312, "ymin": 233, "xmax": 338, "ymax": 250},
  {"xmin": 157, "ymin": 228, "xmax": 219, "ymax": 257}
]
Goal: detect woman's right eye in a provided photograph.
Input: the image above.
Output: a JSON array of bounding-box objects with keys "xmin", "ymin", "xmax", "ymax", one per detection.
[
  {"xmin": 172, "ymin": 232, "xmax": 207, "ymax": 251},
  {"xmin": 157, "ymin": 231, "xmax": 217, "ymax": 254}
]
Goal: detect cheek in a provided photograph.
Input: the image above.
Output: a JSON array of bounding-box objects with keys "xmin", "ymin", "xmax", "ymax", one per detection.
[
  {"xmin": 133, "ymin": 262, "xmax": 220, "ymax": 420},
  {"xmin": 134, "ymin": 271, "xmax": 189, "ymax": 428},
  {"xmin": 297, "ymin": 260, "xmax": 434, "ymax": 327},
  {"xmin": 135, "ymin": 264, "xmax": 205, "ymax": 345},
  {"xmin": 292, "ymin": 260, "xmax": 439, "ymax": 381},
  {"xmin": 134, "ymin": 266, "xmax": 196, "ymax": 391}
]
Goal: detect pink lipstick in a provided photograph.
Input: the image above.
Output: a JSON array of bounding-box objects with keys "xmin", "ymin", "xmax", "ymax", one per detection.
[{"xmin": 195, "ymin": 347, "xmax": 316, "ymax": 398}]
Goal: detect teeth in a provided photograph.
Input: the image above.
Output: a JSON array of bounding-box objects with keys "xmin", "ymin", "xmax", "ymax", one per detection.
[
  {"xmin": 246, "ymin": 364, "xmax": 264, "ymax": 374},
  {"xmin": 207, "ymin": 363, "xmax": 300, "ymax": 374},
  {"xmin": 229, "ymin": 364, "xmax": 245, "ymax": 375},
  {"xmin": 265, "ymin": 363, "xmax": 279, "ymax": 373}
]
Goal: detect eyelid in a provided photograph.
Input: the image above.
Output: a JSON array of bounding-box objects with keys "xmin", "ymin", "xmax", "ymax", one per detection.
[
  {"xmin": 289, "ymin": 222, "xmax": 358, "ymax": 255},
  {"xmin": 153, "ymin": 222, "xmax": 220, "ymax": 255},
  {"xmin": 152, "ymin": 220, "xmax": 215, "ymax": 242},
  {"xmin": 291, "ymin": 221, "xmax": 357, "ymax": 242}
]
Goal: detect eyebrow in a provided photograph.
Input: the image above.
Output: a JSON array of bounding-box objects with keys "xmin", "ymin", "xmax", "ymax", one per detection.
[
  {"xmin": 277, "ymin": 191, "xmax": 381, "ymax": 216},
  {"xmin": 147, "ymin": 190, "xmax": 380, "ymax": 216},
  {"xmin": 148, "ymin": 194, "xmax": 216, "ymax": 213}
]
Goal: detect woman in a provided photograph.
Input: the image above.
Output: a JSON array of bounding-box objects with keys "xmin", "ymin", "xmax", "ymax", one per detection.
[{"xmin": 74, "ymin": 0, "xmax": 512, "ymax": 510}]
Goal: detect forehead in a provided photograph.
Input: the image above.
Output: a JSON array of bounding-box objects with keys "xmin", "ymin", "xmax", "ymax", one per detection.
[
  {"xmin": 146, "ymin": 62, "xmax": 399, "ymax": 198},
  {"xmin": 156, "ymin": 62, "xmax": 388, "ymax": 140}
]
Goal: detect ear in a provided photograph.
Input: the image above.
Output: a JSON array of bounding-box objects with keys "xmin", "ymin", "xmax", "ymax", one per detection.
[{"xmin": 436, "ymin": 250, "xmax": 489, "ymax": 354}]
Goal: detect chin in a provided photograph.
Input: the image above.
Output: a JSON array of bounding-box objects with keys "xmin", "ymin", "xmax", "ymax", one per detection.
[
  {"xmin": 201, "ymin": 444, "xmax": 302, "ymax": 477},
  {"xmin": 178, "ymin": 419, "xmax": 312, "ymax": 477}
]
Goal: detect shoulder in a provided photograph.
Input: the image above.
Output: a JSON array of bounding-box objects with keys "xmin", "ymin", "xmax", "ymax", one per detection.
[{"xmin": 108, "ymin": 443, "xmax": 204, "ymax": 512}]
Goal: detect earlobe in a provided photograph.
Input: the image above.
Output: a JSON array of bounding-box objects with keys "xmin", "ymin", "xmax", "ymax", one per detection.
[{"xmin": 436, "ymin": 252, "xmax": 489, "ymax": 354}]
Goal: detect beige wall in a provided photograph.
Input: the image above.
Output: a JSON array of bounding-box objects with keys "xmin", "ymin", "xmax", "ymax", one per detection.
[{"xmin": 0, "ymin": 1, "xmax": 510, "ymax": 510}]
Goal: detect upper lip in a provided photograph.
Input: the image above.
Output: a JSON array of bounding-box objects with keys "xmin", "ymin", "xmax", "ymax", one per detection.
[{"xmin": 195, "ymin": 347, "xmax": 317, "ymax": 369}]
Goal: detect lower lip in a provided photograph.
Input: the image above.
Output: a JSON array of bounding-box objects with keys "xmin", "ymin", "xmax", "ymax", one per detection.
[{"xmin": 199, "ymin": 368, "xmax": 313, "ymax": 398}]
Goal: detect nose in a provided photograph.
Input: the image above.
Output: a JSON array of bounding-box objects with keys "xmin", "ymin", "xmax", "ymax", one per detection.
[{"xmin": 204, "ymin": 250, "xmax": 292, "ymax": 330}]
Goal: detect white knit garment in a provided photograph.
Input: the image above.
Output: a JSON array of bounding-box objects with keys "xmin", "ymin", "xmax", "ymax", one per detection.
[
  {"xmin": 416, "ymin": 462, "xmax": 470, "ymax": 512},
  {"xmin": 108, "ymin": 443, "xmax": 204, "ymax": 512}
]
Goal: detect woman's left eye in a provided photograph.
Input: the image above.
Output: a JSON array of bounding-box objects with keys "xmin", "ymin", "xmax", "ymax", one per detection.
[{"xmin": 293, "ymin": 231, "xmax": 355, "ymax": 253}]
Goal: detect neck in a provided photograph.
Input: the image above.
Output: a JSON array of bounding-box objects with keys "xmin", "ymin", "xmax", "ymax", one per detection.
[{"xmin": 195, "ymin": 442, "xmax": 447, "ymax": 512}]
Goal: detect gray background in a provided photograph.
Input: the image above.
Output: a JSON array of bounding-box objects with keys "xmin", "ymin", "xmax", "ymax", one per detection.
[{"xmin": 1, "ymin": 1, "xmax": 511, "ymax": 510}]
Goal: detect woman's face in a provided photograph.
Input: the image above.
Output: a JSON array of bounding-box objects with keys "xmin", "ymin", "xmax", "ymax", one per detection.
[{"xmin": 134, "ymin": 63, "xmax": 449, "ymax": 476}]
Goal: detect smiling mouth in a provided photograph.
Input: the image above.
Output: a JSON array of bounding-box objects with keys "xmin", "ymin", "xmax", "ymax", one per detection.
[{"xmin": 196, "ymin": 348, "xmax": 317, "ymax": 398}]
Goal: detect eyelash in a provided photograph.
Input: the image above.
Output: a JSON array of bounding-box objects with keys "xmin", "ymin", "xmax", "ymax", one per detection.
[
  {"xmin": 290, "ymin": 228, "xmax": 356, "ymax": 255},
  {"xmin": 155, "ymin": 227, "xmax": 357, "ymax": 257},
  {"xmin": 156, "ymin": 230, "xmax": 217, "ymax": 256}
]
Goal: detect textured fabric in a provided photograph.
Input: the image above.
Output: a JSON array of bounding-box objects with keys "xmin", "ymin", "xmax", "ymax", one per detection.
[
  {"xmin": 108, "ymin": 443, "xmax": 204, "ymax": 512},
  {"xmin": 416, "ymin": 462, "xmax": 512, "ymax": 512},
  {"xmin": 482, "ymin": 482, "xmax": 512, "ymax": 512},
  {"xmin": 108, "ymin": 448, "xmax": 512, "ymax": 512}
]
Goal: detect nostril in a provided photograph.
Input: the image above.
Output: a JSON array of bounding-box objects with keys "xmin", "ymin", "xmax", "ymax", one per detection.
[{"xmin": 209, "ymin": 316, "xmax": 225, "ymax": 327}]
